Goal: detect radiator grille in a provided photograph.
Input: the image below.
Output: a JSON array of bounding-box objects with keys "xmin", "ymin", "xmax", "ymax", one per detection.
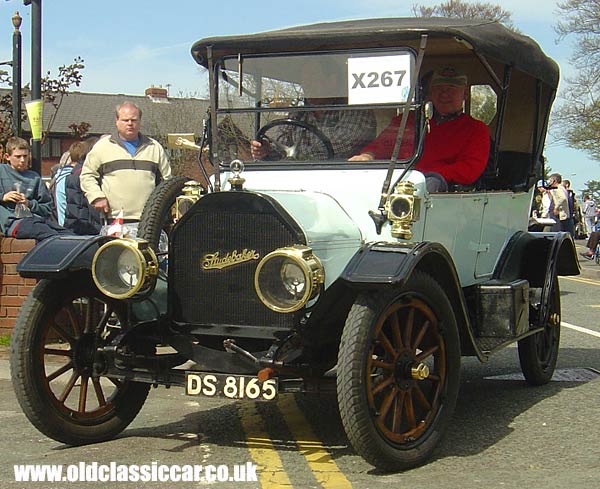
[{"xmin": 169, "ymin": 193, "xmax": 303, "ymax": 333}]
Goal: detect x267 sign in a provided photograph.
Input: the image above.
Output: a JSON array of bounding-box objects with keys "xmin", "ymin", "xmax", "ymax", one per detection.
[{"xmin": 347, "ymin": 53, "xmax": 413, "ymax": 105}]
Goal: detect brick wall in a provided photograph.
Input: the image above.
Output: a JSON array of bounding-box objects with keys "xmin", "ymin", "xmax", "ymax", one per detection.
[{"xmin": 0, "ymin": 238, "xmax": 36, "ymax": 335}]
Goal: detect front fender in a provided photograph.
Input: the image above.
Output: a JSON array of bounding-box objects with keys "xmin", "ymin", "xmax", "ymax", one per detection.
[
  {"xmin": 340, "ymin": 241, "xmax": 483, "ymax": 359},
  {"xmin": 340, "ymin": 241, "xmax": 460, "ymax": 288},
  {"xmin": 17, "ymin": 235, "xmax": 110, "ymax": 279}
]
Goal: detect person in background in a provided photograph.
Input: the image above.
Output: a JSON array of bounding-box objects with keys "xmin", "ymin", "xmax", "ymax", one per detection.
[
  {"xmin": 80, "ymin": 101, "xmax": 171, "ymax": 222},
  {"xmin": 563, "ymin": 179, "xmax": 576, "ymax": 217},
  {"xmin": 53, "ymin": 143, "xmax": 79, "ymax": 225},
  {"xmin": 528, "ymin": 179, "xmax": 556, "ymax": 232},
  {"xmin": 0, "ymin": 137, "xmax": 72, "ymax": 242},
  {"xmin": 63, "ymin": 137, "xmax": 103, "ymax": 235},
  {"xmin": 580, "ymin": 230, "xmax": 599, "ymax": 260},
  {"xmin": 562, "ymin": 179, "xmax": 581, "ymax": 236},
  {"xmin": 582, "ymin": 194, "xmax": 597, "ymax": 235},
  {"xmin": 538, "ymin": 180, "xmax": 553, "ymax": 219},
  {"xmin": 349, "ymin": 66, "xmax": 490, "ymax": 193},
  {"xmin": 547, "ymin": 173, "xmax": 574, "ymax": 237}
]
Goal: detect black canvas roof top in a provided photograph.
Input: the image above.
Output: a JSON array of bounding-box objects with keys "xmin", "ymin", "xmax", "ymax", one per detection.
[{"xmin": 191, "ymin": 17, "xmax": 559, "ymax": 88}]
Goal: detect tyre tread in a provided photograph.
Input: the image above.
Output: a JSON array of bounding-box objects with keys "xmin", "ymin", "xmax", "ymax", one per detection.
[
  {"xmin": 10, "ymin": 278, "xmax": 150, "ymax": 445},
  {"xmin": 138, "ymin": 176, "xmax": 189, "ymax": 250},
  {"xmin": 337, "ymin": 271, "xmax": 460, "ymax": 471}
]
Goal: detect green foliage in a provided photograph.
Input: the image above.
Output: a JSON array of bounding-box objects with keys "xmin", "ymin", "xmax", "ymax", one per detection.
[
  {"xmin": 0, "ymin": 57, "xmax": 88, "ymax": 145},
  {"xmin": 552, "ymin": 0, "xmax": 600, "ymax": 161},
  {"xmin": 0, "ymin": 334, "xmax": 10, "ymax": 347},
  {"xmin": 582, "ymin": 179, "xmax": 600, "ymax": 201},
  {"xmin": 470, "ymin": 85, "xmax": 497, "ymax": 124}
]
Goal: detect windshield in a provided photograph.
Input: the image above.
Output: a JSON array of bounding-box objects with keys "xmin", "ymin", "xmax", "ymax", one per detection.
[{"xmin": 213, "ymin": 49, "xmax": 418, "ymax": 165}]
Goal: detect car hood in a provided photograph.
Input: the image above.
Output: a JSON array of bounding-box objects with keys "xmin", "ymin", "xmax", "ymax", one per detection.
[{"xmin": 260, "ymin": 190, "xmax": 363, "ymax": 287}]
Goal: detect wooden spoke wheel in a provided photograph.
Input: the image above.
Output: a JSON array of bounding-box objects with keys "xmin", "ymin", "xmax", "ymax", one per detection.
[
  {"xmin": 337, "ymin": 271, "xmax": 460, "ymax": 471},
  {"xmin": 10, "ymin": 275, "xmax": 149, "ymax": 445}
]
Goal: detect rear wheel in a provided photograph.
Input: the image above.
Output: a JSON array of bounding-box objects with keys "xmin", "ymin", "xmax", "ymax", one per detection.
[
  {"xmin": 518, "ymin": 277, "xmax": 561, "ymax": 385},
  {"xmin": 10, "ymin": 275, "xmax": 150, "ymax": 445},
  {"xmin": 337, "ymin": 271, "xmax": 461, "ymax": 471}
]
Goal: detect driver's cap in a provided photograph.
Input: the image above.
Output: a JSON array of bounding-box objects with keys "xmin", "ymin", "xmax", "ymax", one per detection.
[{"xmin": 431, "ymin": 66, "xmax": 468, "ymax": 87}]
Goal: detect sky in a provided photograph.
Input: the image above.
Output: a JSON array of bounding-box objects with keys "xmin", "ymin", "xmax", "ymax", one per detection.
[{"xmin": 0, "ymin": 0, "xmax": 598, "ymax": 193}]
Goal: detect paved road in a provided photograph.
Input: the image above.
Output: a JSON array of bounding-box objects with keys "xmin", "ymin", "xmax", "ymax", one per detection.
[{"xmin": 0, "ymin": 240, "xmax": 598, "ymax": 489}]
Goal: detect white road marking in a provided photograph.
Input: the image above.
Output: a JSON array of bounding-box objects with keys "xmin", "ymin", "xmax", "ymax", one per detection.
[{"xmin": 562, "ymin": 321, "xmax": 600, "ymax": 338}]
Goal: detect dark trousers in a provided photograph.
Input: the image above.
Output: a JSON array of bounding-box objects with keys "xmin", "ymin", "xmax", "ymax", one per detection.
[
  {"xmin": 587, "ymin": 231, "xmax": 600, "ymax": 251},
  {"xmin": 560, "ymin": 217, "xmax": 575, "ymax": 239},
  {"xmin": 11, "ymin": 216, "xmax": 74, "ymax": 242}
]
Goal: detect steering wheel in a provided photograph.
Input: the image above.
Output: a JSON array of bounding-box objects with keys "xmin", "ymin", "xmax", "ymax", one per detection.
[{"xmin": 256, "ymin": 118, "xmax": 334, "ymax": 160}]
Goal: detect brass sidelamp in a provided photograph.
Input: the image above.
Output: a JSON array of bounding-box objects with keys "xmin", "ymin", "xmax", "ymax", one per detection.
[{"xmin": 384, "ymin": 181, "xmax": 421, "ymax": 239}]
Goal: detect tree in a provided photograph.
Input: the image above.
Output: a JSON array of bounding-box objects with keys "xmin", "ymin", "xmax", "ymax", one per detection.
[
  {"xmin": 470, "ymin": 84, "xmax": 497, "ymax": 124},
  {"xmin": 0, "ymin": 57, "xmax": 88, "ymax": 144},
  {"xmin": 552, "ymin": 1, "xmax": 600, "ymax": 161},
  {"xmin": 412, "ymin": 0, "xmax": 515, "ymax": 28},
  {"xmin": 582, "ymin": 179, "xmax": 600, "ymax": 202}
]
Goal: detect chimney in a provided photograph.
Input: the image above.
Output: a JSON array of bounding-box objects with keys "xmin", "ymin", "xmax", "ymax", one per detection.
[{"xmin": 145, "ymin": 85, "xmax": 168, "ymax": 99}]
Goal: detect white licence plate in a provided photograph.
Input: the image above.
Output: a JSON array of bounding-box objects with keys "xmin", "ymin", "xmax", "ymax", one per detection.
[{"xmin": 185, "ymin": 372, "xmax": 278, "ymax": 400}]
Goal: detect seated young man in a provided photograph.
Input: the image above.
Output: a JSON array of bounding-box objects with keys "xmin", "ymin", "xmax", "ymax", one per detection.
[
  {"xmin": 349, "ymin": 67, "xmax": 490, "ymax": 193},
  {"xmin": 1, "ymin": 137, "xmax": 73, "ymax": 242}
]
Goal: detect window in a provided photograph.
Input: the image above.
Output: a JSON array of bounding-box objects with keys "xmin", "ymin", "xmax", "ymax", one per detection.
[
  {"xmin": 469, "ymin": 85, "xmax": 497, "ymax": 125},
  {"xmin": 40, "ymin": 137, "xmax": 62, "ymax": 158}
]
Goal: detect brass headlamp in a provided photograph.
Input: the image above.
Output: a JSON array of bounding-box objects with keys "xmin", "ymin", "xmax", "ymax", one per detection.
[
  {"xmin": 385, "ymin": 181, "xmax": 420, "ymax": 239},
  {"xmin": 175, "ymin": 180, "xmax": 203, "ymax": 220},
  {"xmin": 254, "ymin": 245, "xmax": 325, "ymax": 313},
  {"xmin": 92, "ymin": 238, "xmax": 158, "ymax": 300}
]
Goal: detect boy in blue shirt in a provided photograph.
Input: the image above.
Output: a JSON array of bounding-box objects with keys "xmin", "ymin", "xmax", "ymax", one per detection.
[{"xmin": 1, "ymin": 137, "xmax": 72, "ymax": 242}]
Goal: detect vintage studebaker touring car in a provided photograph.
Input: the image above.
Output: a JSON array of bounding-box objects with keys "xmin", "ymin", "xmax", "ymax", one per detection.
[{"xmin": 11, "ymin": 18, "xmax": 580, "ymax": 470}]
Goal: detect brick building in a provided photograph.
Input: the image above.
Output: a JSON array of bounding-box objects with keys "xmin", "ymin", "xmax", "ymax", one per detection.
[
  {"xmin": 0, "ymin": 88, "xmax": 209, "ymax": 333},
  {"xmin": 2, "ymin": 86, "xmax": 209, "ymax": 176}
]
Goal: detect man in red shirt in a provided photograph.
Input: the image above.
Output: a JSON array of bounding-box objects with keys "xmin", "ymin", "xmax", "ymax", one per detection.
[{"xmin": 350, "ymin": 67, "xmax": 490, "ymax": 192}]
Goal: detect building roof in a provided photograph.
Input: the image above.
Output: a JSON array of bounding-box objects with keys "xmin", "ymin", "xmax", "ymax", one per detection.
[{"xmin": 1, "ymin": 89, "xmax": 210, "ymax": 138}]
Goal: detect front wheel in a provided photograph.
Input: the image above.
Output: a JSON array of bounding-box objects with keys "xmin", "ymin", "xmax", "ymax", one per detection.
[
  {"xmin": 337, "ymin": 271, "xmax": 461, "ymax": 471},
  {"xmin": 10, "ymin": 275, "xmax": 150, "ymax": 445}
]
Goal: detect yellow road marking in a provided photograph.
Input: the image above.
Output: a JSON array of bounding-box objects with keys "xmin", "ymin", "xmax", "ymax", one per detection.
[
  {"xmin": 561, "ymin": 276, "xmax": 600, "ymax": 286},
  {"xmin": 238, "ymin": 402, "xmax": 292, "ymax": 488},
  {"xmin": 277, "ymin": 395, "xmax": 352, "ymax": 489}
]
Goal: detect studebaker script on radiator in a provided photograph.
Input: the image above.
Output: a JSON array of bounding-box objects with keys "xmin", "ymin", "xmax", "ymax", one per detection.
[{"xmin": 202, "ymin": 249, "xmax": 260, "ymax": 270}]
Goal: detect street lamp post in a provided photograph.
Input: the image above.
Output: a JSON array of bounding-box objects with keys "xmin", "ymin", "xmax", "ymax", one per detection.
[
  {"xmin": 12, "ymin": 11, "xmax": 23, "ymax": 138},
  {"xmin": 29, "ymin": 0, "xmax": 42, "ymax": 174},
  {"xmin": 22, "ymin": 0, "xmax": 42, "ymax": 173}
]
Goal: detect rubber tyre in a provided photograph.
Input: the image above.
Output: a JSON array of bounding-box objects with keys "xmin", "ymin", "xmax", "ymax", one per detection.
[
  {"xmin": 518, "ymin": 277, "xmax": 561, "ymax": 386},
  {"xmin": 337, "ymin": 271, "xmax": 461, "ymax": 471},
  {"xmin": 138, "ymin": 176, "xmax": 189, "ymax": 251},
  {"xmin": 10, "ymin": 275, "xmax": 150, "ymax": 445}
]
